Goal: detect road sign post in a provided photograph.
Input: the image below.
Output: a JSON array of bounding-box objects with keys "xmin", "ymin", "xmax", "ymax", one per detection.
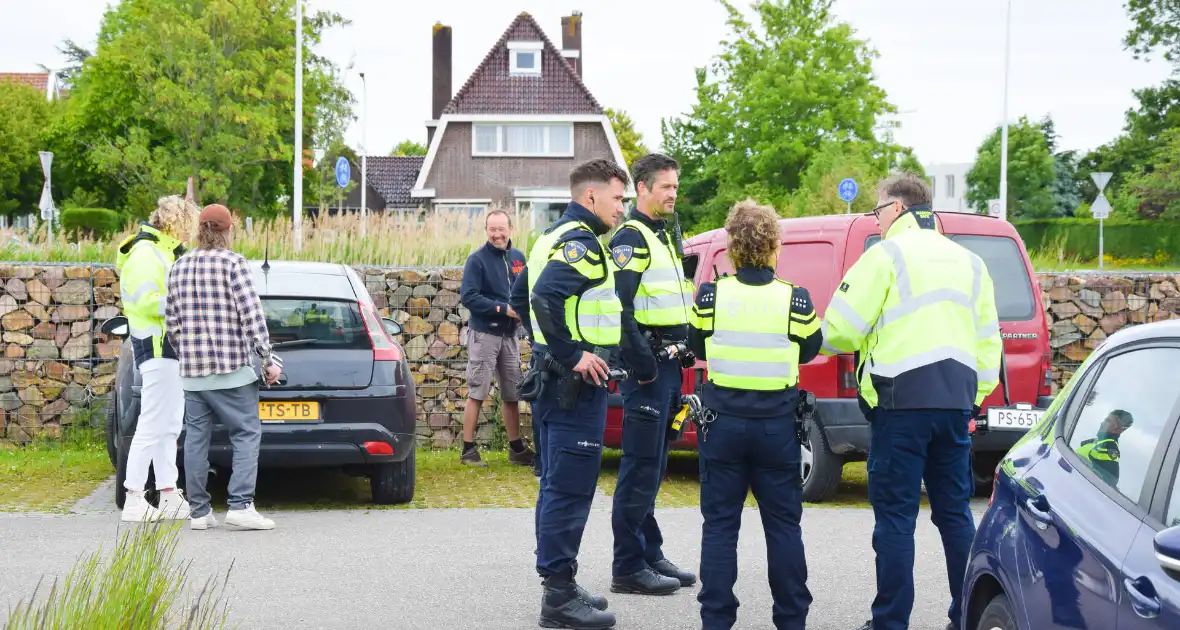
[
  {"xmin": 335, "ymin": 156, "xmax": 351, "ymax": 219},
  {"xmin": 1090, "ymin": 172, "xmax": 1113, "ymax": 270},
  {"xmin": 838, "ymin": 178, "xmax": 858, "ymax": 214},
  {"xmin": 987, "ymin": 199, "xmax": 1002, "ymax": 218},
  {"xmin": 38, "ymin": 152, "xmax": 55, "ymax": 248}
]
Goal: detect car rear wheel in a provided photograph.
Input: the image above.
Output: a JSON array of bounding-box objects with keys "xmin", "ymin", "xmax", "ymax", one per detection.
[
  {"xmin": 801, "ymin": 422, "xmax": 843, "ymax": 503},
  {"xmin": 115, "ymin": 441, "xmax": 129, "ymax": 510},
  {"xmin": 976, "ymin": 592, "xmax": 1017, "ymax": 630},
  {"xmin": 370, "ymin": 449, "xmax": 415, "ymax": 505},
  {"xmin": 104, "ymin": 391, "xmax": 118, "ymax": 468},
  {"xmin": 972, "ymin": 452, "xmax": 1000, "ymax": 498}
]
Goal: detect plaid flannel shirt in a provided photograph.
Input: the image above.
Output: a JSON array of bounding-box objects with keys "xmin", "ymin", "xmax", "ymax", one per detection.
[{"xmin": 165, "ymin": 248, "xmax": 280, "ymax": 379}]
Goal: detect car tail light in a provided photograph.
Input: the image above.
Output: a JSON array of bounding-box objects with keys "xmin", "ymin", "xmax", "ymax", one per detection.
[
  {"xmin": 836, "ymin": 354, "xmax": 858, "ymax": 398},
  {"xmin": 1038, "ymin": 351, "xmax": 1052, "ymax": 397},
  {"xmin": 364, "ymin": 441, "xmax": 394, "ymax": 455},
  {"xmin": 358, "ymin": 302, "xmax": 402, "ymax": 362}
]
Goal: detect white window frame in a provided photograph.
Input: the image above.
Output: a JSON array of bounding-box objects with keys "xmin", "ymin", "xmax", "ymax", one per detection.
[
  {"xmin": 508, "ymin": 41, "xmax": 543, "ymax": 76},
  {"xmin": 471, "ymin": 123, "xmax": 575, "ymax": 158}
]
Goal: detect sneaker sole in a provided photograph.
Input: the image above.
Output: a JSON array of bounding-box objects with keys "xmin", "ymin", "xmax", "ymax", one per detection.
[
  {"xmin": 608, "ymin": 583, "xmax": 680, "ymax": 596},
  {"xmin": 224, "ymin": 520, "xmax": 275, "ymax": 530},
  {"xmin": 538, "ymin": 616, "xmax": 615, "ymax": 629}
]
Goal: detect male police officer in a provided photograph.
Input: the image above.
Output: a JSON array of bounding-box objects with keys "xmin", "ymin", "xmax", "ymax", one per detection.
[
  {"xmin": 608, "ymin": 153, "xmax": 696, "ymax": 595},
  {"xmin": 525, "ymin": 158, "xmax": 627, "ymax": 630},
  {"xmin": 819, "ymin": 172, "xmax": 1002, "ymax": 630},
  {"xmin": 1078, "ymin": 409, "xmax": 1133, "ymax": 486}
]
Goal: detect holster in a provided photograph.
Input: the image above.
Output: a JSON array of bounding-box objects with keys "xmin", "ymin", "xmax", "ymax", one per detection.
[
  {"xmin": 518, "ymin": 357, "xmax": 549, "ymax": 403},
  {"xmin": 795, "ymin": 389, "xmax": 816, "ymax": 446}
]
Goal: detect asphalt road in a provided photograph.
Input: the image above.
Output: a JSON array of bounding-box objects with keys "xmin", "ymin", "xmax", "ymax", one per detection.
[{"xmin": 0, "ymin": 483, "xmax": 986, "ymax": 630}]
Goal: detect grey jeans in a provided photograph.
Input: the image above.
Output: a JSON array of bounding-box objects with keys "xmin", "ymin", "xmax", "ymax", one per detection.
[{"xmin": 183, "ymin": 382, "xmax": 261, "ymax": 517}]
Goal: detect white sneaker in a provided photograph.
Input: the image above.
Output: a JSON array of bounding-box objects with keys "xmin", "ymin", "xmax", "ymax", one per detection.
[
  {"xmin": 120, "ymin": 492, "xmax": 163, "ymax": 523},
  {"xmin": 224, "ymin": 503, "xmax": 275, "ymax": 530},
  {"xmin": 190, "ymin": 512, "xmax": 219, "ymax": 531},
  {"xmin": 157, "ymin": 489, "xmax": 192, "ymax": 520}
]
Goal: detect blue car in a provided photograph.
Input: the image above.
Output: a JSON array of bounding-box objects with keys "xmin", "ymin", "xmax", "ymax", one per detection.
[{"xmin": 962, "ymin": 319, "xmax": 1180, "ymax": 630}]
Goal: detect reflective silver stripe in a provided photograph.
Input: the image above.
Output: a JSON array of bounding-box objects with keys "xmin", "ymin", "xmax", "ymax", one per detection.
[
  {"xmin": 129, "ymin": 325, "xmax": 162, "ymax": 339},
  {"xmin": 120, "ymin": 280, "xmax": 162, "ymax": 304},
  {"xmin": 578, "ymin": 313, "xmax": 622, "ymax": 331},
  {"xmin": 712, "ymin": 329, "xmax": 791, "ymax": 348},
  {"xmin": 708, "ymin": 358, "xmax": 795, "ymax": 379},
  {"xmin": 821, "ymin": 338, "xmax": 841, "ymax": 355},
  {"xmin": 969, "ymin": 255, "xmax": 983, "ymax": 307},
  {"xmin": 582, "ymin": 286, "xmax": 617, "ymax": 302},
  {"xmin": 878, "ymin": 239, "xmax": 910, "ymax": 300},
  {"xmin": 828, "ymin": 294, "xmax": 873, "ymax": 336},
  {"xmin": 157, "ymin": 294, "xmax": 168, "ymax": 318},
  {"xmin": 639, "ymin": 267, "xmax": 683, "ymax": 283},
  {"xmin": 634, "ymin": 293, "xmax": 691, "ymax": 311},
  {"xmin": 879, "ymin": 288, "xmax": 973, "ymax": 328},
  {"xmin": 978, "ymin": 366, "xmax": 1000, "ymax": 382},
  {"xmin": 866, "ymin": 346, "xmax": 977, "ymax": 378},
  {"xmin": 977, "ymin": 319, "xmax": 999, "ymax": 340}
]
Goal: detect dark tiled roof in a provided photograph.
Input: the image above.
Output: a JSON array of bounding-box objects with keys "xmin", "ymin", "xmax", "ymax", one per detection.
[
  {"xmin": 0, "ymin": 73, "xmax": 48, "ymax": 92},
  {"xmin": 442, "ymin": 12, "xmax": 602, "ymax": 115},
  {"xmin": 365, "ymin": 156, "xmax": 424, "ymax": 207}
]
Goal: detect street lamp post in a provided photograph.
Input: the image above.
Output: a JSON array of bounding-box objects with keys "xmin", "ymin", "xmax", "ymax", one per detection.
[
  {"xmin": 293, "ymin": 0, "xmax": 304, "ymax": 251},
  {"xmin": 999, "ymin": 0, "xmax": 1012, "ymax": 222},
  {"xmin": 360, "ymin": 71, "xmax": 368, "ymax": 238}
]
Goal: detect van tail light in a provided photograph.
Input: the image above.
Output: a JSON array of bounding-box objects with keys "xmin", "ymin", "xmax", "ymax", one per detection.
[
  {"xmin": 364, "ymin": 441, "xmax": 394, "ymax": 455},
  {"xmin": 358, "ymin": 302, "xmax": 402, "ymax": 362},
  {"xmin": 836, "ymin": 354, "xmax": 858, "ymax": 398},
  {"xmin": 1038, "ymin": 351, "xmax": 1052, "ymax": 397}
]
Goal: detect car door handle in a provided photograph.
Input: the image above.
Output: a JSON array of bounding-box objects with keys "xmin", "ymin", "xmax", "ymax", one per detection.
[
  {"xmin": 1124, "ymin": 576, "xmax": 1161, "ymax": 618},
  {"xmin": 1025, "ymin": 494, "xmax": 1052, "ymax": 524}
]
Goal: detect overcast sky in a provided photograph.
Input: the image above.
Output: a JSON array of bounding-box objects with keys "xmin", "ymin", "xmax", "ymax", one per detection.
[{"xmin": 2, "ymin": 0, "xmax": 1174, "ymax": 167}]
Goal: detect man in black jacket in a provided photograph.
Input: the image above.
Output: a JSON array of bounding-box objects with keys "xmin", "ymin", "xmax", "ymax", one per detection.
[{"xmin": 459, "ymin": 209, "xmax": 534, "ymax": 467}]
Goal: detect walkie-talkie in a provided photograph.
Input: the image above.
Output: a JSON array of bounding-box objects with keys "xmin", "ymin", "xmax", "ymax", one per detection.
[{"xmin": 672, "ymin": 212, "xmax": 686, "ymax": 258}]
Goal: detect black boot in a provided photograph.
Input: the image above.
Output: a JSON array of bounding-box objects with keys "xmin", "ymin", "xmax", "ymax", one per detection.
[
  {"xmin": 650, "ymin": 558, "xmax": 697, "ymax": 587},
  {"xmin": 610, "ymin": 567, "xmax": 680, "ymax": 595},
  {"xmin": 539, "ymin": 574, "xmax": 617, "ymax": 629},
  {"xmin": 569, "ymin": 562, "xmax": 607, "ymax": 611}
]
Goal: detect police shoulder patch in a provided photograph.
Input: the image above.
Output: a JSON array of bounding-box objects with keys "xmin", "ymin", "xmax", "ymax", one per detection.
[
  {"xmin": 562, "ymin": 240, "xmax": 589, "ymax": 263},
  {"xmin": 611, "ymin": 245, "xmax": 634, "ymax": 268}
]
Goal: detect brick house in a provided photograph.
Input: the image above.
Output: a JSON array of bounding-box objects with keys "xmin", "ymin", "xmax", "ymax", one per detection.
[{"xmin": 410, "ymin": 11, "xmax": 631, "ymax": 231}]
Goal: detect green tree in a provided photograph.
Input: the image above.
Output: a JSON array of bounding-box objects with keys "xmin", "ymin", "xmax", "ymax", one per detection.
[
  {"xmin": 1124, "ymin": 127, "xmax": 1180, "ymax": 219},
  {"xmin": 0, "ymin": 83, "xmax": 55, "ymax": 218},
  {"xmin": 390, "ymin": 140, "xmax": 426, "ymax": 156},
  {"xmin": 1125, "ymin": 0, "xmax": 1180, "ymax": 62},
  {"xmin": 964, "ymin": 115, "xmax": 1057, "ymax": 219},
  {"xmin": 605, "ymin": 108, "xmax": 649, "ymax": 167},
  {"xmin": 660, "ymin": 0, "xmax": 900, "ymax": 232},
  {"xmin": 50, "ymin": 0, "xmax": 353, "ymax": 217}
]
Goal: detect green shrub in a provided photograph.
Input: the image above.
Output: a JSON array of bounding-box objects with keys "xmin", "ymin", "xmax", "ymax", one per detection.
[
  {"xmin": 1014, "ymin": 218, "xmax": 1180, "ymax": 262},
  {"xmin": 4, "ymin": 521, "xmax": 233, "ymax": 629},
  {"xmin": 60, "ymin": 208, "xmax": 124, "ymax": 240}
]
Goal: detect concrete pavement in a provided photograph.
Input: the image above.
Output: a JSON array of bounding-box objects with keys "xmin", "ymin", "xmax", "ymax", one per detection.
[{"xmin": 0, "ymin": 485, "xmax": 986, "ymax": 630}]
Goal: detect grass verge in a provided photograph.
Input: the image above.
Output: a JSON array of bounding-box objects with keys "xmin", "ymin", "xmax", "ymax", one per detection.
[{"xmin": 0, "ymin": 440, "xmax": 112, "ymax": 513}]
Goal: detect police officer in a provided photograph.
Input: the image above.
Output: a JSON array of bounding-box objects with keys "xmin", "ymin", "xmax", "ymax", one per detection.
[
  {"xmin": 606, "ymin": 153, "xmax": 696, "ymax": 595},
  {"xmin": 521, "ymin": 158, "xmax": 628, "ymax": 630},
  {"xmin": 687, "ymin": 200, "xmax": 821, "ymax": 630},
  {"xmin": 1077, "ymin": 409, "xmax": 1133, "ymax": 485},
  {"xmin": 818, "ymin": 172, "xmax": 1002, "ymax": 630}
]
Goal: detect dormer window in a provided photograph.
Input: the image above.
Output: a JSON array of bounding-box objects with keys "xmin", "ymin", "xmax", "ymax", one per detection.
[{"xmin": 508, "ymin": 41, "xmax": 543, "ymax": 76}]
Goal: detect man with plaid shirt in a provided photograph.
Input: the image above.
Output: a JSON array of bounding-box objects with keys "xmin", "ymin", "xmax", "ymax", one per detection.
[{"xmin": 165, "ymin": 203, "xmax": 282, "ymax": 531}]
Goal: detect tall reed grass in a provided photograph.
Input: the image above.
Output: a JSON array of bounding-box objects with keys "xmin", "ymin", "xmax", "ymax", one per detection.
[
  {"xmin": 4, "ymin": 521, "xmax": 234, "ymax": 630},
  {"xmin": 1, "ymin": 208, "xmax": 542, "ymax": 266}
]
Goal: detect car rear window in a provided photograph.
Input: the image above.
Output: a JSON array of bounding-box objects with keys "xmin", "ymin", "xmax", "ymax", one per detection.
[
  {"xmin": 262, "ymin": 299, "xmax": 370, "ymax": 349},
  {"xmin": 864, "ymin": 234, "xmax": 1035, "ymax": 321}
]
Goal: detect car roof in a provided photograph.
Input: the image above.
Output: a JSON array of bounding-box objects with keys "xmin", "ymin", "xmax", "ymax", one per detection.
[
  {"xmin": 246, "ymin": 260, "xmax": 360, "ymax": 300},
  {"xmin": 1099, "ymin": 319, "xmax": 1180, "ymax": 353},
  {"xmin": 684, "ymin": 211, "xmax": 1016, "ymax": 248}
]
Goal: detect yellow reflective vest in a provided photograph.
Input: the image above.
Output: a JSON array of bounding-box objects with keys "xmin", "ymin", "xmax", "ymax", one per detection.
[
  {"xmin": 820, "ymin": 210, "xmax": 1002, "ymax": 410},
  {"xmin": 115, "ymin": 224, "xmax": 185, "ymax": 362},
  {"xmin": 525, "ymin": 221, "xmax": 623, "ymax": 348},
  {"xmin": 701, "ymin": 276, "xmax": 819, "ymax": 390},
  {"xmin": 614, "ymin": 219, "xmax": 694, "ymax": 327}
]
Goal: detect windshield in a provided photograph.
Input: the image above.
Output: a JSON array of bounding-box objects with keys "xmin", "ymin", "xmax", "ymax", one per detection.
[
  {"xmin": 262, "ymin": 299, "xmax": 370, "ymax": 349},
  {"xmin": 864, "ymin": 233, "xmax": 1036, "ymax": 321}
]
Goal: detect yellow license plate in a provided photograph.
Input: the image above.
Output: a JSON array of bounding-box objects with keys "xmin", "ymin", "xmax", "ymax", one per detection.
[{"xmin": 259, "ymin": 401, "xmax": 320, "ymax": 422}]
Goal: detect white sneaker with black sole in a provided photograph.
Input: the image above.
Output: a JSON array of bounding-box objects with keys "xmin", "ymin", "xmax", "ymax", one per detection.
[
  {"xmin": 190, "ymin": 512, "xmax": 219, "ymax": 530},
  {"xmin": 157, "ymin": 489, "xmax": 192, "ymax": 520},
  {"xmin": 224, "ymin": 503, "xmax": 275, "ymax": 530},
  {"xmin": 121, "ymin": 492, "xmax": 163, "ymax": 523}
]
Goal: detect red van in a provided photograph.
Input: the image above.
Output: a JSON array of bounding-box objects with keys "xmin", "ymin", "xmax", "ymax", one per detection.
[{"xmin": 602, "ymin": 211, "xmax": 1054, "ymax": 502}]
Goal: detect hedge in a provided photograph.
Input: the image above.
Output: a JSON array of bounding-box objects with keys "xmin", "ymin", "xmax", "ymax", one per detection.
[
  {"xmin": 60, "ymin": 208, "xmax": 124, "ymax": 240},
  {"xmin": 1013, "ymin": 218, "xmax": 1180, "ymax": 262}
]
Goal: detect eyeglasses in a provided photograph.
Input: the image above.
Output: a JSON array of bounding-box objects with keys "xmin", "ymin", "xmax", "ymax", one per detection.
[{"xmin": 870, "ymin": 200, "xmax": 903, "ymax": 219}]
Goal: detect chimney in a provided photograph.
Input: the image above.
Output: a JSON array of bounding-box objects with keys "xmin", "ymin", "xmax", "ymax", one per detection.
[
  {"xmin": 428, "ymin": 23, "xmax": 452, "ymax": 146},
  {"xmin": 560, "ymin": 11, "xmax": 583, "ymax": 77}
]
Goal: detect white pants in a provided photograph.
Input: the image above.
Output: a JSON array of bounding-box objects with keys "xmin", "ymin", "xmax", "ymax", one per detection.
[{"xmin": 125, "ymin": 358, "xmax": 185, "ymax": 491}]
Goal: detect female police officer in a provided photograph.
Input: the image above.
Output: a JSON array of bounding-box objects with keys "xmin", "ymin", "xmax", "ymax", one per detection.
[{"xmin": 687, "ymin": 200, "xmax": 822, "ymax": 630}]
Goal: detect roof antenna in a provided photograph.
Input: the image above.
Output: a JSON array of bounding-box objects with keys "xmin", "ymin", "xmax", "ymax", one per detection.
[{"xmin": 261, "ymin": 228, "xmax": 271, "ymax": 273}]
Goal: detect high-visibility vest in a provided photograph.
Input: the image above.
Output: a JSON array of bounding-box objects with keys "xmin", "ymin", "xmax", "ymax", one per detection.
[
  {"xmin": 618, "ymin": 219, "xmax": 694, "ymax": 327},
  {"xmin": 1077, "ymin": 437, "xmax": 1121, "ymax": 484},
  {"xmin": 526, "ymin": 220, "xmax": 623, "ymax": 348},
  {"xmin": 115, "ymin": 224, "xmax": 185, "ymax": 358},
  {"xmin": 705, "ymin": 276, "xmax": 801, "ymax": 390},
  {"xmin": 820, "ymin": 210, "xmax": 1003, "ymax": 410}
]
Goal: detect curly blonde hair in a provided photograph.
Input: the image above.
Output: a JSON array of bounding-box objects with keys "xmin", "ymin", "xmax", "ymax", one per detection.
[
  {"xmin": 725, "ymin": 199, "xmax": 781, "ymax": 270},
  {"xmin": 149, "ymin": 195, "xmax": 199, "ymax": 241}
]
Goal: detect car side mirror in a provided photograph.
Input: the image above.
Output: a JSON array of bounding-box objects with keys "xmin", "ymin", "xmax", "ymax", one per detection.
[
  {"xmin": 1154, "ymin": 525, "xmax": 1180, "ymax": 577},
  {"xmin": 381, "ymin": 317, "xmax": 402, "ymax": 337},
  {"xmin": 100, "ymin": 315, "xmax": 129, "ymax": 338}
]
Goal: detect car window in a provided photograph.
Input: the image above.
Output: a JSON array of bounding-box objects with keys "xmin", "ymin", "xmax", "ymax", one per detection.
[
  {"xmin": 262, "ymin": 298, "xmax": 370, "ymax": 349},
  {"xmin": 1065, "ymin": 347, "xmax": 1180, "ymax": 504},
  {"xmin": 864, "ymin": 233, "xmax": 1035, "ymax": 321}
]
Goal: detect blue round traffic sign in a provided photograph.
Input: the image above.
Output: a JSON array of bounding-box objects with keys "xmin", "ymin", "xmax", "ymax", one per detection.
[
  {"xmin": 838, "ymin": 178, "xmax": 858, "ymax": 202},
  {"xmin": 335, "ymin": 157, "xmax": 351, "ymax": 188}
]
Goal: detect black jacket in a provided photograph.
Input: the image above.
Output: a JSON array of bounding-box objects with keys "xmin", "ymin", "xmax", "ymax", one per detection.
[{"xmin": 461, "ymin": 240, "xmax": 526, "ymax": 337}]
